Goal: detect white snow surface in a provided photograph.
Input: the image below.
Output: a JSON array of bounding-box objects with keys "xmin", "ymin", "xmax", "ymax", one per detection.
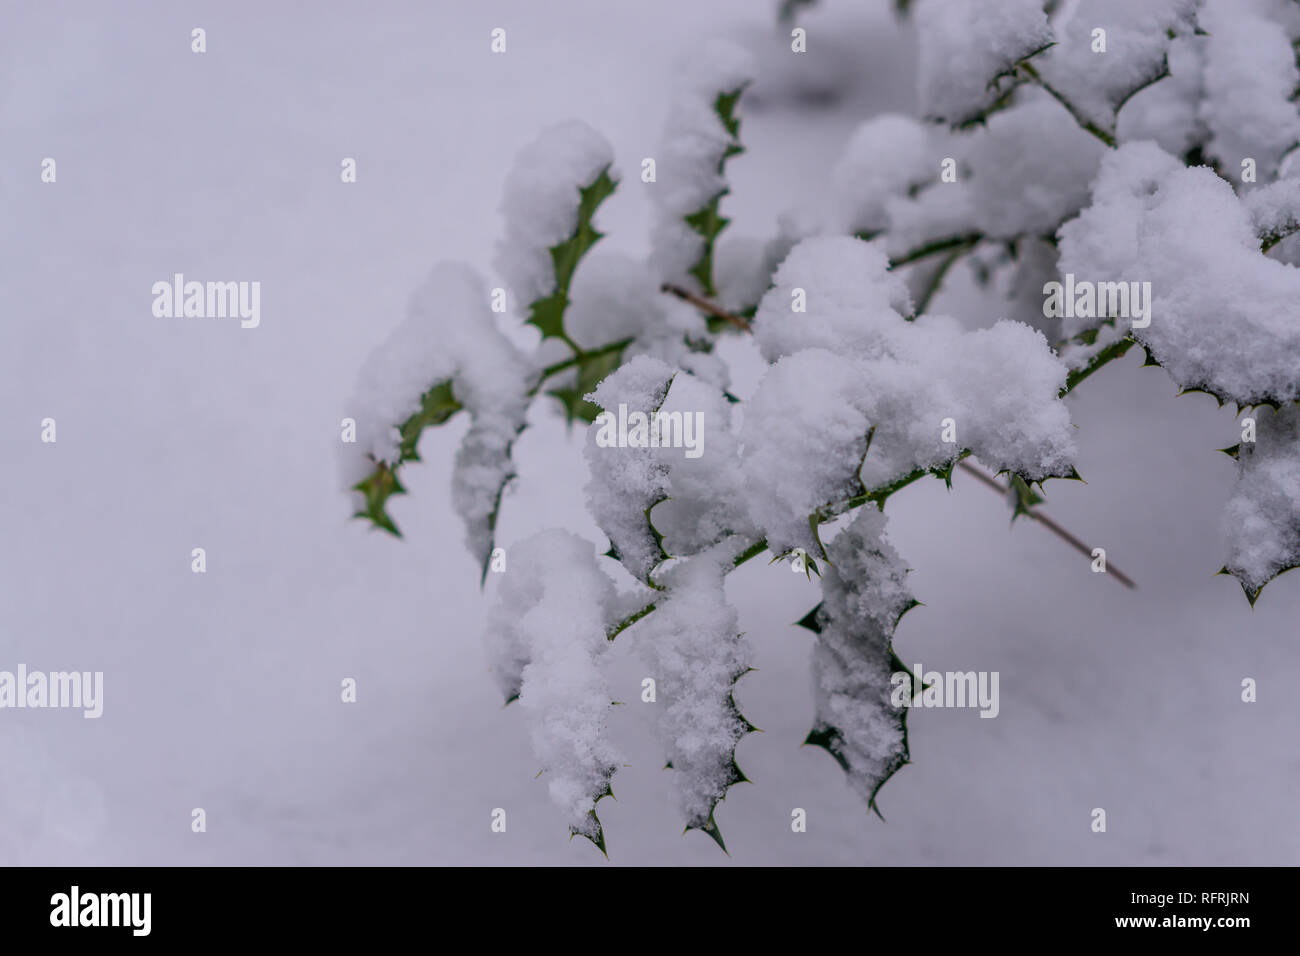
[{"xmin": 914, "ymin": 0, "xmax": 1052, "ymax": 124}]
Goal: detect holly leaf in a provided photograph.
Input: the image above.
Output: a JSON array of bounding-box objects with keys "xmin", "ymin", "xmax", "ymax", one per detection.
[
  {"xmin": 682, "ymin": 87, "xmax": 747, "ymax": 298},
  {"xmin": 525, "ymin": 167, "xmax": 618, "ymax": 343},
  {"xmin": 683, "ymin": 667, "xmax": 757, "ymax": 854},
  {"xmin": 352, "ymin": 379, "xmax": 462, "ymax": 536}
]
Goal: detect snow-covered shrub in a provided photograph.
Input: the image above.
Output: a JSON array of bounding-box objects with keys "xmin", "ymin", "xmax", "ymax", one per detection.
[{"xmin": 340, "ymin": 0, "xmax": 1300, "ymax": 852}]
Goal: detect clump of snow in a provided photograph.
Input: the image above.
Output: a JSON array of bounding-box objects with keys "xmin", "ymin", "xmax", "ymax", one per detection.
[
  {"xmin": 741, "ymin": 348, "xmax": 875, "ymax": 556},
  {"xmin": 644, "ymin": 372, "xmax": 752, "ymax": 557},
  {"xmin": 1035, "ymin": 0, "xmax": 1198, "ymax": 136},
  {"xmin": 493, "ymin": 120, "xmax": 616, "ymax": 308},
  {"xmin": 713, "ymin": 219, "xmax": 802, "ymax": 315},
  {"xmin": 1247, "ymin": 177, "xmax": 1300, "ymax": 247},
  {"xmin": 1223, "ymin": 405, "xmax": 1300, "ymax": 600},
  {"xmin": 881, "ymin": 182, "xmax": 978, "ymax": 262},
  {"xmin": 964, "ymin": 96, "xmax": 1107, "ymax": 238},
  {"xmin": 583, "ymin": 355, "xmax": 751, "ymax": 580},
  {"xmin": 565, "ymin": 250, "xmax": 667, "ymax": 351},
  {"xmin": 1199, "ymin": 0, "xmax": 1300, "ymax": 180},
  {"xmin": 583, "ymin": 356, "xmax": 676, "ymax": 584},
  {"xmin": 1116, "ymin": 34, "xmax": 1207, "ymax": 156},
  {"xmin": 342, "ymin": 262, "xmax": 533, "ymax": 563},
  {"xmin": 632, "ymin": 542, "xmax": 752, "ymax": 829},
  {"xmin": 751, "ymin": 237, "xmax": 912, "ymax": 361},
  {"xmin": 483, "ymin": 530, "xmax": 620, "ymax": 837},
  {"xmin": 648, "ymin": 38, "xmax": 756, "ymax": 290},
  {"xmin": 914, "ymin": 0, "xmax": 1053, "ymax": 125},
  {"xmin": 828, "ymin": 114, "xmax": 935, "ymax": 236},
  {"xmin": 809, "ymin": 507, "xmax": 913, "ymax": 805},
  {"xmin": 1059, "ymin": 142, "xmax": 1300, "ymax": 405},
  {"xmin": 742, "ymin": 237, "xmax": 1075, "ymax": 556}
]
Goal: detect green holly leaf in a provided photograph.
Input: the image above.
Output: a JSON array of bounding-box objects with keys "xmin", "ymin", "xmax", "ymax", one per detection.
[
  {"xmin": 397, "ymin": 379, "xmax": 462, "ymax": 461},
  {"xmin": 683, "ymin": 668, "xmax": 756, "ymax": 854},
  {"xmin": 570, "ymin": 779, "xmax": 615, "ymax": 858},
  {"xmin": 352, "ymin": 379, "xmax": 463, "ymax": 537},
  {"xmin": 351, "ymin": 461, "xmax": 407, "ymax": 538},
  {"xmin": 682, "ymin": 87, "xmax": 747, "ymax": 298},
  {"xmin": 1008, "ymin": 473, "xmax": 1045, "ymax": 523},
  {"xmin": 525, "ymin": 167, "xmax": 618, "ymax": 344},
  {"xmin": 795, "ymin": 602, "xmax": 824, "ymax": 634},
  {"xmin": 547, "ymin": 343, "xmax": 627, "ymax": 425}
]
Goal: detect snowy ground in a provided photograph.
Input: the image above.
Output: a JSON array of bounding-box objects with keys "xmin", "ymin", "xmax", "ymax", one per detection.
[{"xmin": 3, "ymin": 0, "xmax": 1298, "ymax": 865}]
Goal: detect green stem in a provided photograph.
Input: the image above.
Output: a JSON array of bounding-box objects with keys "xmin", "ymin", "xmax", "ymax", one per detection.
[
  {"xmin": 1018, "ymin": 62, "xmax": 1117, "ymax": 149},
  {"xmin": 891, "ymin": 233, "xmax": 983, "ymax": 268},
  {"xmin": 536, "ymin": 337, "xmax": 633, "ymax": 384},
  {"xmin": 1061, "ymin": 336, "xmax": 1135, "ymax": 395}
]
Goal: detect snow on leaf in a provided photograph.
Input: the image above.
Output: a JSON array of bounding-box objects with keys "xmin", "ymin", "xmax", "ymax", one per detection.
[
  {"xmin": 649, "ymin": 38, "xmax": 756, "ymax": 296},
  {"xmin": 342, "ymin": 263, "xmax": 532, "ymax": 571},
  {"xmin": 743, "ymin": 236, "xmax": 1076, "ymax": 556},
  {"xmin": 805, "ymin": 507, "xmax": 917, "ymax": 814},
  {"xmin": 1059, "ymin": 142, "xmax": 1300, "ymax": 406},
  {"xmin": 583, "ymin": 356, "xmax": 676, "ymax": 585},
  {"xmin": 962, "ymin": 96, "xmax": 1106, "ymax": 240},
  {"xmin": 584, "ymin": 356, "xmax": 752, "ymax": 584},
  {"xmin": 1222, "ymin": 404, "xmax": 1300, "ymax": 606},
  {"xmin": 483, "ymin": 530, "xmax": 622, "ymax": 847},
  {"xmin": 1246, "ymin": 176, "xmax": 1300, "ymax": 252},
  {"xmin": 631, "ymin": 541, "xmax": 755, "ymax": 848},
  {"xmin": 828, "ymin": 114, "xmax": 936, "ymax": 238},
  {"xmin": 493, "ymin": 120, "xmax": 618, "ymax": 345},
  {"xmin": 914, "ymin": 0, "xmax": 1054, "ymax": 126},
  {"xmin": 1033, "ymin": 0, "xmax": 1198, "ymax": 139},
  {"xmin": 1198, "ymin": 0, "xmax": 1300, "ymax": 181}
]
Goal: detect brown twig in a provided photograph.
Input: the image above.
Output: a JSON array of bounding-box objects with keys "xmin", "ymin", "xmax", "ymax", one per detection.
[
  {"xmin": 661, "ymin": 283, "xmax": 752, "ymax": 332},
  {"xmin": 956, "ymin": 460, "xmax": 1136, "ymax": 589}
]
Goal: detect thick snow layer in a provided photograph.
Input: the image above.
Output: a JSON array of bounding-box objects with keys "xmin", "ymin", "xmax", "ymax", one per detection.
[
  {"xmin": 583, "ymin": 356, "xmax": 676, "ymax": 583},
  {"xmin": 829, "ymin": 114, "xmax": 935, "ymax": 236},
  {"xmin": 1116, "ymin": 34, "xmax": 1207, "ymax": 156},
  {"xmin": 914, "ymin": 0, "xmax": 1053, "ymax": 125},
  {"xmin": 631, "ymin": 542, "xmax": 752, "ymax": 828},
  {"xmin": 494, "ymin": 121, "xmax": 616, "ymax": 308},
  {"xmin": 964, "ymin": 96, "xmax": 1107, "ymax": 239},
  {"xmin": 1247, "ymin": 177, "xmax": 1300, "ymax": 246},
  {"xmin": 1060, "ymin": 143, "xmax": 1300, "ymax": 404},
  {"xmin": 744, "ymin": 237, "xmax": 1075, "ymax": 556},
  {"xmin": 752, "ymin": 237, "xmax": 913, "ymax": 361},
  {"xmin": 1035, "ymin": 0, "xmax": 1199, "ymax": 135},
  {"xmin": 1223, "ymin": 406, "xmax": 1300, "ymax": 598},
  {"xmin": 1199, "ymin": 0, "xmax": 1300, "ymax": 179},
  {"xmin": 810, "ymin": 507, "xmax": 912, "ymax": 804},
  {"xmin": 583, "ymin": 356, "xmax": 751, "ymax": 579},
  {"xmin": 484, "ymin": 530, "xmax": 620, "ymax": 836},
  {"xmin": 713, "ymin": 230, "xmax": 797, "ymax": 313},
  {"xmin": 882, "ymin": 182, "xmax": 979, "ymax": 261}
]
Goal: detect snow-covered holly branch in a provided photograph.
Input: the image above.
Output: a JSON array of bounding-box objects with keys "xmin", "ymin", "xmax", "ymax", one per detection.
[{"xmin": 339, "ymin": 0, "xmax": 1300, "ymax": 853}]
